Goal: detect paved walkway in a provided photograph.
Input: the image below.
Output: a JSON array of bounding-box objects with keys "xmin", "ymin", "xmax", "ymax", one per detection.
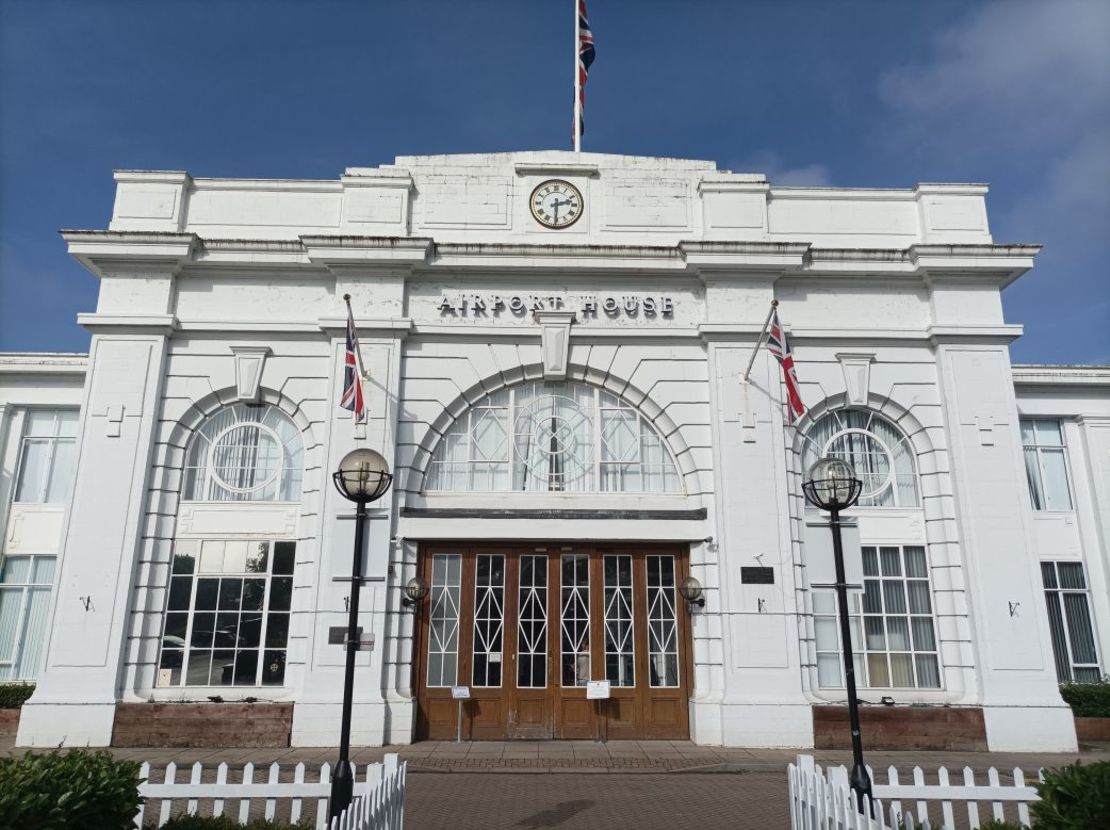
[{"xmin": 4, "ymin": 736, "xmax": 1107, "ymax": 828}]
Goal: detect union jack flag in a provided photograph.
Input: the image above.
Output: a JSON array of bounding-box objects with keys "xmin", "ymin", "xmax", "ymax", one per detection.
[
  {"xmin": 766, "ymin": 307, "xmax": 806, "ymax": 424},
  {"xmin": 340, "ymin": 297, "xmax": 366, "ymax": 423},
  {"xmin": 576, "ymin": 0, "xmax": 595, "ymax": 138}
]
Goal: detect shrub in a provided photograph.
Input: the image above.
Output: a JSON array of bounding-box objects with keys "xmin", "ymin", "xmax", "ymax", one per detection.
[
  {"xmin": 978, "ymin": 820, "xmax": 1027, "ymax": 830},
  {"xmin": 0, "ymin": 683, "xmax": 34, "ymax": 708},
  {"xmin": 152, "ymin": 818, "xmax": 312, "ymax": 829},
  {"xmin": 1031, "ymin": 760, "xmax": 1110, "ymax": 829},
  {"xmin": 1059, "ymin": 679, "xmax": 1110, "ymax": 718},
  {"xmin": 0, "ymin": 749, "xmax": 144, "ymax": 829}
]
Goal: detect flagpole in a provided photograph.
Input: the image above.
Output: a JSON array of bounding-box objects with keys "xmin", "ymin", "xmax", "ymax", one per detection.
[
  {"xmin": 573, "ymin": 0, "xmax": 581, "ymax": 153},
  {"xmin": 742, "ymin": 299, "xmax": 778, "ymax": 383},
  {"xmin": 343, "ymin": 293, "xmax": 368, "ymax": 426}
]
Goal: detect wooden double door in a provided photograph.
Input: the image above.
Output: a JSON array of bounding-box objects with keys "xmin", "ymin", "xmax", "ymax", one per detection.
[{"xmin": 414, "ymin": 543, "xmax": 692, "ymax": 741}]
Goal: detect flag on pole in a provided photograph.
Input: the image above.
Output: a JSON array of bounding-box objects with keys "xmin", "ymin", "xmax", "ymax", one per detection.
[
  {"xmin": 575, "ymin": 0, "xmax": 595, "ymax": 141},
  {"xmin": 340, "ymin": 295, "xmax": 366, "ymax": 423},
  {"xmin": 765, "ymin": 307, "xmax": 806, "ymax": 424}
]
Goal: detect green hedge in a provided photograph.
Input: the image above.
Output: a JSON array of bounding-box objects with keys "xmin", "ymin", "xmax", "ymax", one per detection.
[
  {"xmin": 152, "ymin": 818, "xmax": 312, "ymax": 830},
  {"xmin": 0, "ymin": 683, "xmax": 34, "ymax": 709},
  {"xmin": 1059, "ymin": 680, "xmax": 1110, "ymax": 718},
  {"xmin": 1032, "ymin": 760, "xmax": 1110, "ymax": 828},
  {"xmin": 0, "ymin": 749, "xmax": 144, "ymax": 829}
]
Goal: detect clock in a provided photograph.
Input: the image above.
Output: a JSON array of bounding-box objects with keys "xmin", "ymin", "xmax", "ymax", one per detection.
[{"xmin": 529, "ymin": 179, "xmax": 583, "ymax": 229}]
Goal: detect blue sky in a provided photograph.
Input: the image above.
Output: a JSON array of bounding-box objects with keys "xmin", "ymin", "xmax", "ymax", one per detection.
[{"xmin": 1, "ymin": 0, "xmax": 1107, "ymax": 362}]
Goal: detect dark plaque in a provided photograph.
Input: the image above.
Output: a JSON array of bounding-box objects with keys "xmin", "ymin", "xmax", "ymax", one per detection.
[{"xmin": 741, "ymin": 566, "xmax": 775, "ymax": 585}]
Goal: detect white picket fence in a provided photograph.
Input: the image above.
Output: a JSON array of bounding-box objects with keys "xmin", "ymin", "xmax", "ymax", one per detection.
[
  {"xmin": 135, "ymin": 753, "xmax": 405, "ymax": 830},
  {"xmin": 788, "ymin": 754, "xmax": 1041, "ymax": 829}
]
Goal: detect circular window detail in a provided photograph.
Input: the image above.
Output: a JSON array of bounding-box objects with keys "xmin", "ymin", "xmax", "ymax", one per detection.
[
  {"xmin": 823, "ymin": 428, "xmax": 895, "ymax": 503},
  {"xmin": 800, "ymin": 408, "xmax": 920, "ymax": 508},
  {"xmin": 207, "ymin": 422, "xmax": 285, "ymax": 495},
  {"xmin": 514, "ymin": 392, "xmax": 594, "ymax": 490},
  {"xmin": 183, "ymin": 403, "xmax": 305, "ymax": 502}
]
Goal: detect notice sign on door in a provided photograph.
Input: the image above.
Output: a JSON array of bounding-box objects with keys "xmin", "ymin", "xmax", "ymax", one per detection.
[
  {"xmin": 586, "ymin": 680, "xmax": 611, "ymax": 700},
  {"xmin": 450, "ymin": 686, "xmax": 471, "ymax": 700}
]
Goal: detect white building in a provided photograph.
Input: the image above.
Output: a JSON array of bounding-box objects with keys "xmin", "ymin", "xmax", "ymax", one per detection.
[{"xmin": 2, "ymin": 152, "xmax": 1107, "ymax": 752}]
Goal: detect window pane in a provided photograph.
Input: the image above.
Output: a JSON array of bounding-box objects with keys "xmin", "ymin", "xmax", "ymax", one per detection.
[
  {"xmin": 861, "ymin": 548, "xmax": 878, "ymax": 577},
  {"xmin": 603, "ymin": 555, "xmax": 635, "ymax": 687},
  {"xmin": 883, "ymin": 581, "xmax": 907, "ymax": 614},
  {"xmin": 867, "ymin": 654, "xmax": 890, "ymax": 687},
  {"xmin": 890, "ymin": 653, "xmax": 915, "ymax": 687},
  {"xmin": 427, "ymin": 553, "xmax": 461, "ymax": 687},
  {"xmin": 517, "ymin": 555, "xmax": 547, "ymax": 689},
  {"xmin": 886, "ymin": 617, "xmax": 911, "ymax": 651},
  {"xmin": 1058, "ymin": 562, "xmax": 1086, "ymax": 591},
  {"xmin": 262, "ymin": 650, "xmax": 286, "ymax": 685},
  {"xmin": 911, "ymin": 617, "xmax": 936, "ymax": 651},
  {"xmin": 815, "ymin": 617, "xmax": 839, "ymax": 650},
  {"xmin": 864, "ymin": 617, "xmax": 886, "ymax": 650},
  {"xmin": 915, "ymin": 654, "xmax": 941, "ymax": 688},
  {"xmin": 1040, "ymin": 449, "xmax": 1072, "ymax": 510},
  {"xmin": 1063, "ymin": 593, "xmax": 1098, "ymax": 665},
  {"xmin": 906, "ymin": 581, "xmax": 932, "ymax": 614},
  {"xmin": 817, "ymin": 655, "xmax": 841, "ymax": 687},
  {"xmin": 471, "ymin": 554, "xmax": 505, "ymax": 687},
  {"xmin": 1034, "ymin": 419, "xmax": 1063, "ymax": 446},
  {"xmin": 1040, "ymin": 562, "xmax": 1057, "ymax": 589},
  {"xmin": 45, "ymin": 441, "xmax": 76, "ymax": 503},
  {"xmin": 904, "ymin": 547, "xmax": 927, "ymax": 578},
  {"xmin": 561, "ymin": 553, "xmax": 591, "ymax": 687},
  {"xmin": 15, "ymin": 440, "xmax": 50, "ymax": 502},
  {"xmin": 0, "ymin": 557, "xmax": 31, "ymax": 584},
  {"xmin": 879, "ymin": 548, "xmax": 902, "ymax": 577},
  {"xmin": 1024, "ymin": 448, "xmax": 1045, "ymax": 509},
  {"xmin": 269, "ymin": 578, "xmax": 292, "ymax": 612},
  {"xmin": 1043, "ymin": 592, "xmax": 1072, "ymax": 682}
]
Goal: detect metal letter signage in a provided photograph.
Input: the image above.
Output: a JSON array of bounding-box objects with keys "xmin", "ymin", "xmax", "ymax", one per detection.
[{"xmin": 436, "ymin": 293, "xmax": 676, "ymax": 321}]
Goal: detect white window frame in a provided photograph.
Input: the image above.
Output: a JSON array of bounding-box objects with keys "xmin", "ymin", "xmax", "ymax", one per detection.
[
  {"xmin": 1021, "ymin": 418, "xmax": 1074, "ymax": 512},
  {"xmin": 182, "ymin": 404, "xmax": 304, "ymax": 503},
  {"xmin": 0, "ymin": 554, "xmax": 56, "ymax": 681},
  {"xmin": 1041, "ymin": 560, "xmax": 1103, "ymax": 683},
  {"xmin": 155, "ymin": 539, "xmax": 295, "ymax": 688},
  {"xmin": 426, "ymin": 383, "xmax": 682, "ymax": 494},
  {"xmin": 801, "ymin": 409, "xmax": 920, "ymax": 508},
  {"xmin": 12, "ymin": 409, "xmax": 78, "ymax": 504},
  {"xmin": 814, "ymin": 545, "xmax": 942, "ymax": 691}
]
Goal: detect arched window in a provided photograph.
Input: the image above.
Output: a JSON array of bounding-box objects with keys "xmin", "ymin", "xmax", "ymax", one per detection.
[
  {"xmin": 802, "ymin": 409, "xmax": 920, "ymax": 508},
  {"xmin": 183, "ymin": 404, "xmax": 304, "ymax": 502},
  {"xmin": 427, "ymin": 382, "xmax": 681, "ymax": 493}
]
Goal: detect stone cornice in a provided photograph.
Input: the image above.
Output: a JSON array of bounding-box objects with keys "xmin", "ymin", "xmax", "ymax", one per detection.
[
  {"xmin": 59, "ymin": 231, "xmax": 1044, "ymax": 284},
  {"xmin": 1011, "ymin": 364, "xmax": 1110, "ymax": 387},
  {"xmin": 61, "ymin": 230, "xmax": 198, "ymax": 277}
]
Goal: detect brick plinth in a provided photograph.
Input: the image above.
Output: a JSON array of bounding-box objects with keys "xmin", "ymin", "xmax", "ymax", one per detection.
[
  {"xmin": 0, "ymin": 709, "xmax": 19, "ymax": 736},
  {"xmin": 813, "ymin": 705, "xmax": 987, "ymax": 751},
  {"xmin": 1075, "ymin": 717, "xmax": 1110, "ymax": 743},
  {"xmin": 112, "ymin": 703, "xmax": 293, "ymax": 748}
]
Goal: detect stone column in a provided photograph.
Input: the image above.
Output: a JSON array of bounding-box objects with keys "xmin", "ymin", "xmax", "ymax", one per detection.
[{"xmin": 18, "ymin": 331, "xmax": 171, "ymax": 746}]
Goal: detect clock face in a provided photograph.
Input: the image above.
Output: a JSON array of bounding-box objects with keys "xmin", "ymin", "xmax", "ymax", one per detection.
[{"xmin": 530, "ymin": 179, "xmax": 583, "ymax": 229}]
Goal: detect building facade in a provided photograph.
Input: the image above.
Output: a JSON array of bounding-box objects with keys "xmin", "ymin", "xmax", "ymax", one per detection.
[{"xmin": 3, "ymin": 152, "xmax": 1107, "ymax": 751}]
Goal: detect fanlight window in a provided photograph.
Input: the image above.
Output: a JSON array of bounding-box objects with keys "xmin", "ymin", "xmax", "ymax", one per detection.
[
  {"xmin": 802, "ymin": 409, "xmax": 920, "ymax": 508},
  {"xmin": 183, "ymin": 404, "xmax": 304, "ymax": 502},
  {"xmin": 427, "ymin": 382, "xmax": 681, "ymax": 493}
]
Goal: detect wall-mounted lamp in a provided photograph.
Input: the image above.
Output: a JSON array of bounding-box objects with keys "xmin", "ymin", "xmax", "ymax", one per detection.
[
  {"xmin": 679, "ymin": 576, "xmax": 705, "ymax": 609},
  {"xmin": 402, "ymin": 576, "xmax": 429, "ymax": 608}
]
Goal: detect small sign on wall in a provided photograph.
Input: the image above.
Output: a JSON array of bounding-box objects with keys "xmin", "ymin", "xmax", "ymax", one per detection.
[
  {"xmin": 741, "ymin": 566, "xmax": 775, "ymax": 585},
  {"xmin": 586, "ymin": 679, "xmax": 611, "ymax": 700},
  {"xmin": 451, "ymin": 686, "xmax": 471, "ymax": 700}
]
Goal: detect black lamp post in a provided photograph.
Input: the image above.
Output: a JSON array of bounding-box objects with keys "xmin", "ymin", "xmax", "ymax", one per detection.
[
  {"xmin": 802, "ymin": 456, "xmax": 871, "ymax": 814},
  {"xmin": 329, "ymin": 448, "xmax": 393, "ymax": 822}
]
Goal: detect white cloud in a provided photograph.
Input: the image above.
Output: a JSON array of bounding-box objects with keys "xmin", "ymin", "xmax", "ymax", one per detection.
[
  {"xmin": 727, "ymin": 152, "xmax": 833, "ymax": 187},
  {"xmin": 879, "ymin": 0, "xmax": 1109, "ymax": 153},
  {"xmin": 877, "ymin": 0, "xmax": 1110, "ymax": 361}
]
